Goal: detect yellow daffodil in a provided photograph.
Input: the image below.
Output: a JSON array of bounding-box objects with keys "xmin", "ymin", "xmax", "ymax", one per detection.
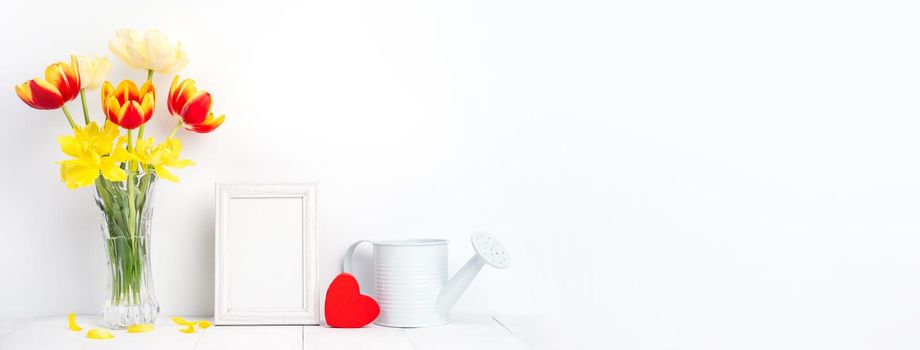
[
  {"xmin": 76, "ymin": 56, "xmax": 111, "ymax": 90},
  {"xmin": 67, "ymin": 313, "xmax": 82, "ymax": 331},
  {"xmin": 127, "ymin": 324, "xmax": 155, "ymax": 333},
  {"xmin": 198, "ymin": 320, "xmax": 212, "ymax": 329},
  {"xmin": 87, "ymin": 329, "xmax": 114, "ymax": 340},
  {"xmin": 58, "ymin": 122, "xmax": 134, "ymax": 189},
  {"xmin": 109, "ymin": 29, "xmax": 189, "ymax": 74},
  {"xmin": 134, "ymin": 137, "xmax": 194, "ymax": 182},
  {"xmin": 59, "ymin": 121, "xmax": 118, "ymax": 156}
]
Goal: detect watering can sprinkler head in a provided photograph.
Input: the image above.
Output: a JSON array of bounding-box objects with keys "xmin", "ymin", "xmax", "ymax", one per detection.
[
  {"xmin": 470, "ymin": 231, "xmax": 511, "ymax": 269},
  {"xmin": 436, "ymin": 232, "xmax": 510, "ymax": 315}
]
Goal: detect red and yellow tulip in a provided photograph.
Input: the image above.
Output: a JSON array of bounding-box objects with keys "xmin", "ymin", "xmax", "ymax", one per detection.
[
  {"xmin": 101, "ymin": 80, "xmax": 155, "ymax": 130},
  {"xmin": 12, "ymin": 29, "xmax": 227, "ymax": 191},
  {"xmin": 15, "ymin": 56, "xmax": 81, "ymax": 110},
  {"xmin": 167, "ymin": 76, "xmax": 224, "ymax": 133}
]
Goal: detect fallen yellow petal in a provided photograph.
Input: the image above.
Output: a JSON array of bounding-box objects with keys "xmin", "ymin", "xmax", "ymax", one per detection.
[
  {"xmin": 172, "ymin": 316, "xmax": 191, "ymax": 326},
  {"xmin": 127, "ymin": 324, "xmax": 155, "ymax": 333},
  {"xmin": 87, "ymin": 329, "xmax": 114, "ymax": 340},
  {"xmin": 179, "ymin": 324, "xmax": 196, "ymax": 333},
  {"xmin": 198, "ymin": 320, "xmax": 212, "ymax": 329},
  {"xmin": 67, "ymin": 313, "xmax": 82, "ymax": 331}
]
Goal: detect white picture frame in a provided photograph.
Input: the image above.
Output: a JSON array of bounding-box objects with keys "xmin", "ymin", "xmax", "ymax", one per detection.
[{"xmin": 214, "ymin": 183, "xmax": 319, "ymax": 325}]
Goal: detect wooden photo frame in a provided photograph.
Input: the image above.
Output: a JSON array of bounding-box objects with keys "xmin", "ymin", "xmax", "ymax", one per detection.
[{"xmin": 214, "ymin": 183, "xmax": 319, "ymax": 325}]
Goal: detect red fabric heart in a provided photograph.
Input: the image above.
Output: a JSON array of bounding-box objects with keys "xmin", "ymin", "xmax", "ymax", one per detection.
[{"xmin": 324, "ymin": 273, "xmax": 380, "ymax": 328}]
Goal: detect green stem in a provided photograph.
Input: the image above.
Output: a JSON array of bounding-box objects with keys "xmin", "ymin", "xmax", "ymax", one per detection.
[
  {"xmin": 98, "ymin": 174, "xmax": 151, "ymax": 306},
  {"xmin": 61, "ymin": 105, "xmax": 76, "ymax": 129},
  {"xmin": 126, "ymin": 131, "xmax": 137, "ymax": 238},
  {"xmin": 79, "ymin": 89, "xmax": 90, "ymax": 125},
  {"xmin": 137, "ymin": 124, "xmax": 145, "ymax": 146},
  {"xmin": 126, "ymin": 130, "xmax": 139, "ymax": 304},
  {"xmin": 169, "ymin": 120, "xmax": 182, "ymax": 139},
  {"xmin": 147, "ymin": 69, "xmax": 153, "ymax": 81}
]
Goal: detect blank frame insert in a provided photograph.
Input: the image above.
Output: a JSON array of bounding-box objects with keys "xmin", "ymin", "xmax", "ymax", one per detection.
[{"xmin": 215, "ymin": 183, "xmax": 319, "ymax": 325}]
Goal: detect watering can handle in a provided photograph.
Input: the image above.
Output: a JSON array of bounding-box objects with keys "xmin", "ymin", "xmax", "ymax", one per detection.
[{"xmin": 343, "ymin": 240, "xmax": 374, "ymax": 273}]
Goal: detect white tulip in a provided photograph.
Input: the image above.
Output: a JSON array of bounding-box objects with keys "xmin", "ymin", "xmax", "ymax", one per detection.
[
  {"xmin": 109, "ymin": 29, "xmax": 189, "ymax": 74},
  {"xmin": 76, "ymin": 56, "xmax": 111, "ymax": 90}
]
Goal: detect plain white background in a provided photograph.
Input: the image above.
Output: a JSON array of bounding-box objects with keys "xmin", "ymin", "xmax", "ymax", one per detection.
[{"xmin": 1, "ymin": 0, "xmax": 920, "ymax": 348}]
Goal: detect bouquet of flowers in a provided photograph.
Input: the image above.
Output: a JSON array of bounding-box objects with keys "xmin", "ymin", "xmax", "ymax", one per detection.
[{"xmin": 14, "ymin": 29, "xmax": 225, "ymax": 328}]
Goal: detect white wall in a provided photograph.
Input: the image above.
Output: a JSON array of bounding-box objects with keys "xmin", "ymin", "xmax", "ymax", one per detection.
[{"xmin": 2, "ymin": 0, "xmax": 920, "ymax": 348}]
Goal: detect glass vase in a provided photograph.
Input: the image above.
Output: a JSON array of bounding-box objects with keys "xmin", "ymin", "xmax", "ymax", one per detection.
[{"xmin": 93, "ymin": 170, "xmax": 160, "ymax": 329}]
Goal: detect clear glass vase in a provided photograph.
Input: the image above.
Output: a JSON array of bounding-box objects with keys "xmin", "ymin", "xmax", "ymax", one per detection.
[{"xmin": 93, "ymin": 170, "xmax": 160, "ymax": 329}]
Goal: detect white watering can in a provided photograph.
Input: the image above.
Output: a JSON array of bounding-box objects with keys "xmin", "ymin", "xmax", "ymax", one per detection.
[{"xmin": 343, "ymin": 232, "xmax": 510, "ymax": 327}]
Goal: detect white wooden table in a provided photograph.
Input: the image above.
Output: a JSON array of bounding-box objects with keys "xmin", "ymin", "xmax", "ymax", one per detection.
[{"xmin": 0, "ymin": 314, "xmax": 534, "ymax": 350}]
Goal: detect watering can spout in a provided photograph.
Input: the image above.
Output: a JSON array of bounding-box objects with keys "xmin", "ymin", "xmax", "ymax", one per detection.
[
  {"xmin": 437, "ymin": 253, "xmax": 487, "ymax": 314},
  {"xmin": 436, "ymin": 232, "xmax": 510, "ymax": 316}
]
